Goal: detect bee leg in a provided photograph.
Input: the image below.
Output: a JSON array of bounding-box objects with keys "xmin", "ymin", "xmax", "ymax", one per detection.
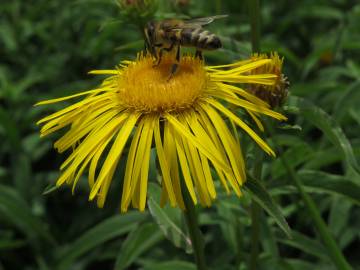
[
  {"xmin": 163, "ymin": 42, "xmax": 175, "ymax": 52},
  {"xmin": 153, "ymin": 49, "xmax": 163, "ymax": 67},
  {"xmin": 167, "ymin": 45, "xmax": 180, "ymax": 81},
  {"xmin": 195, "ymin": 50, "xmax": 203, "ymax": 60},
  {"xmin": 154, "ymin": 43, "xmax": 175, "ymax": 67}
]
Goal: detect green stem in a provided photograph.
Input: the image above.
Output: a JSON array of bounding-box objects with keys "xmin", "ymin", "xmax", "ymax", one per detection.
[
  {"xmin": 234, "ymin": 217, "xmax": 244, "ymax": 266},
  {"xmin": 249, "ymin": 150, "xmax": 263, "ymax": 270},
  {"xmin": 182, "ymin": 186, "xmax": 207, "ymax": 270},
  {"xmin": 215, "ymin": 0, "xmax": 222, "ymax": 14},
  {"xmin": 247, "ymin": 0, "xmax": 261, "ymax": 52},
  {"xmin": 249, "ymin": 201, "xmax": 261, "ymax": 270},
  {"xmin": 266, "ymin": 121, "xmax": 352, "ymax": 270},
  {"xmin": 247, "ymin": 0, "xmax": 262, "ymax": 269}
]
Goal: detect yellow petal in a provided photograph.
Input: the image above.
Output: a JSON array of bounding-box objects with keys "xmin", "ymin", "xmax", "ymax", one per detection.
[
  {"xmin": 173, "ymin": 129, "xmax": 197, "ymax": 204},
  {"xmin": 89, "ymin": 112, "xmax": 139, "ymax": 200},
  {"xmin": 154, "ymin": 119, "xmax": 177, "ymax": 207},
  {"xmin": 121, "ymin": 118, "xmax": 144, "ymax": 212},
  {"xmin": 35, "ymin": 87, "xmax": 112, "ymax": 106},
  {"xmin": 207, "ymin": 99, "xmax": 275, "ymax": 156},
  {"xmin": 165, "ymin": 113, "xmax": 231, "ymax": 173}
]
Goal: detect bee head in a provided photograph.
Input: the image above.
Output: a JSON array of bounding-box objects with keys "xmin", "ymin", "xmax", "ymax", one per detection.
[{"xmin": 144, "ymin": 21, "xmax": 156, "ymax": 56}]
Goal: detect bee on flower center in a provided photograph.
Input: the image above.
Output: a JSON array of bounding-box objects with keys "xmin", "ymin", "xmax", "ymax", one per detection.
[{"xmin": 144, "ymin": 15, "xmax": 227, "ymax": 79}]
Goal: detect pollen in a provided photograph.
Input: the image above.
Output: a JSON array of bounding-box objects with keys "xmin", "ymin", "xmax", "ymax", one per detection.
[{"xmin": 118, "ymin": 54, "xmax": 208, "ymax": 113}]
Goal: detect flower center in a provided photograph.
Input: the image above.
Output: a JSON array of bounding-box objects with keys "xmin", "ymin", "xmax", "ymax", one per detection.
[{"xmin": 118, "ymin": 54, "xmax": 208, "ymax": 113}]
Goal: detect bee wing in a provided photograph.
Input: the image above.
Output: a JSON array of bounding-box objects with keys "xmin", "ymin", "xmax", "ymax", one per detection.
[
  {"xmin": 161, "ymin": 15, "xmax": 228, "ymax": 33},
  {"xmin": 183, "ymin": 15, "xmax": 228, "ymax": 27}
]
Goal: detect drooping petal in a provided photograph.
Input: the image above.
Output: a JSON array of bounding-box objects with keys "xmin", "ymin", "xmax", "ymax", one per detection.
[
  {"xmin": 207, "ymin": 98, "xmax": 276, "ymax": 156},
  {"xmin": 154, "ymin": 118, "xmax": 177, "ymax": 207}
]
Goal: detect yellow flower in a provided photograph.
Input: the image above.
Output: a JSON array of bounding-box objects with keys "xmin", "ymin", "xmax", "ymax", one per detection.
[{"xmin": 36, "ymin": 53, "xmax": 286, "ymax": 212}]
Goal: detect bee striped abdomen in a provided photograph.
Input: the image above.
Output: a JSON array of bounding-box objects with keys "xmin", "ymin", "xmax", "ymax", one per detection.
[
  {"xmin": 180, "ymin": 28, "xmax": 195, "ymax": 46},
  {"xmin": 180, "ymin": 28, "xmax": 222, "ymax": 50}
]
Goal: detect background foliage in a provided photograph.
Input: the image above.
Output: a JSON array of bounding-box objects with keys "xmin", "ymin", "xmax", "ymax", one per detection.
[{"xmin": 1, "ymin": 0, "xmax": 359, "ymax": 269}]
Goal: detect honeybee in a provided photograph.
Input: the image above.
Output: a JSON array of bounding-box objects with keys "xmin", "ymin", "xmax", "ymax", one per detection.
[{"xmin": 144, "ymin": 15, "xmax": 227, "ymax": 78}]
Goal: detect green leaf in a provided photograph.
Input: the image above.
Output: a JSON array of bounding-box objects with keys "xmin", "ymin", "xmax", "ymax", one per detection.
[
  {"xmin": 328, "ymin": 197, "xmax": 352, "ymax": 238},
  {"xmin": 279, "ymin": 259, "xmax": 319, "ymax": 270},
  {"xmin": 42, "ymin": 184, "xmax": 60, "ymax": 195},
  {"xmin": 334, "ymin": 80, "xmax": 360, "ymax": 120},
  {"xmin": 215, "ymin": 201, "xmax": 240, "ymax": 252},
  {"xmin": 290, "ymin": 96, "xmax": 360, "ymax": 174},
  {"xmin": 276, "ymin": 230, "xmax": 330, "ymax": 261},
  {"xmin": 295, "ymin": 6, "xmax": 343, "ymax": 20},
  {"xmin": 147, "ymin": 183, "xmax": 192, "ymax": 253},
  {"xmin": 0, "ymin": 23, "xmax": 17, "ymax": 51},
  {"xmin": 57, "ymin": 212, "xmax": 146, "ymax": 270},
  {"xmin": 0, "ymin": 184, "xmax": 54, "ymax": 246},
  {"xmin": 298, "ymin": 170, "xmax": 360, "ymax": 205},
  {"xmin": 142, "ymin": 261, "xmax": 196, "ymax": 270},
  {"xmin": 349, "ymin": 108, "xmax": 360, "ymax": 125},
  {"xmin": 271, "ymin": 142, "xmax": 313, "ymax": 179},
  {"xmin": 114, "ymin": 223, "xmax": 163, "ymax": 270},
  {"xmin": 244, "ymin": 175, "xmax": 291, "ymax": 238},
  {"xmin": 0, "ymin": 107, "xmax": 21, "ymax": 150},
  {"xmin": 261, "ymin": 218, "xmax": 279, "ymax": 258},
  {"xmin": 303, "ymin": 146, "xmax": 346, "ymax": 170},
  {"xmin": 0, "ymin": 238, "xmax": 26, "ymax": 250}
]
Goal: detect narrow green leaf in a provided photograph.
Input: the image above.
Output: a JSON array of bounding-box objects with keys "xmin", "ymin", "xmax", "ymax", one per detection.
[
  {"xmin": 276, "ymin": 230, "xmax": 330, "ymax": 261},
  {"xmin": 298, "ymin": 170, "xmax": 360, "ymax": 205},
  {"xmin": 349, "ymin": 108, "xmax": 360, "ymax": 125},
  {"xmin": 328, "ymin": 197, "xmax": 352, "ymax": 238},
  {"xmin": 261, "ymin": 217, "xmax": 279, "ymax": 258},
  {"xmin": 215, "ymin": 201, "xmax": 239, "ymax": 251},
  {"xmin": 295, "ymin": 6, "xmax": 343, "ymax": 20},
  {"xmin": 42, "ymin": 184, "xmax": 60, "ymax": 195},
  {"xmin": 143, "ymin": 261, "xmax": 196, "ymax": 270},
  {"xmin": 279, "ymin": 259, "xmax": 319, "ymax": 270},
  {"xmin": 334, "ymin": 80, "xmax": 360, "ymax": 120},
  {"xmin": 271, "ymin": 142, "xmax": 313, "ymax": 179},
  {"xmin": 245, "ymin": 175, "xmax": 291, "ymax": 238},
  {"xmin": 290, "ymin": 96, "xmax": 360, "ymax": 174},
  {"xmin": 0, "ymin": 239, "xmax": 26, "ymax": 250},
  {"xmin": 114, "ymin": 223, "xmax": 163, "ymax": 270},
  {"xmin": 147, "ymin": 183, "xmax": 192, "ymax": 253},
  {"xmin": 303, "ymin": 146, "xmax": 345, "ymax": 170},
  {"xmin": 0, "ymin": 184, "xmax": 54, "ymax": 246},
  {"xmin": 0, "ymin": 166, "xmax": 7, "ymax": 177},
  {"xmin": 0, "ymin": 107, "xmax": 21, "ymax": 149},
  {"xmin": 57, "ymin": 212, "xmax": 146, "ymax": 270}
]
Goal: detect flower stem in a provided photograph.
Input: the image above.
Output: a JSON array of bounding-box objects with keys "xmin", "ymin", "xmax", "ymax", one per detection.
[
  {"xmin": 249, "ymin": 149, "xmax": 263, "ymax": 270},
  {"xmin": 265, "ymin": 121, "xmax": 352, "ymax": 270},
  {"xmin": 247, "ymin": 0, "xmax": 261, "ymax": 52},
  {"xmin": 182, "ymin": 185, "xmax": 207, "ymax": 270},
  {"xmin": 247, "ymin": 0, "xmax": 262, "ymax": 269},
  {"xmin": 215, "ymin": 0, "xmax": 222, "ymax": 14}
]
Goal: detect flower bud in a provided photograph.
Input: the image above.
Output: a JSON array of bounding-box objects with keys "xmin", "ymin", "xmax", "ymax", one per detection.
[{"xmin": 249, "ymin": 52, "xmax": 289, "ymax": 108}]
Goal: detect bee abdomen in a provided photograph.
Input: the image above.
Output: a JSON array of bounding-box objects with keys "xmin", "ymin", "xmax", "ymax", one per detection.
[
  {"xmin": 197, "ymin": 30, "xmax": 222, "ymax": 50},
  {"xmin": 200, "ymin": 34, "xmax": 222, "ymax": 50},
  {"xmin": 180, "ymin": 28, "xmax": 196, "ymax": 46},
  {"xmin": 180, "ymin": 29, "xmax": 222, "ymax": 50}
]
